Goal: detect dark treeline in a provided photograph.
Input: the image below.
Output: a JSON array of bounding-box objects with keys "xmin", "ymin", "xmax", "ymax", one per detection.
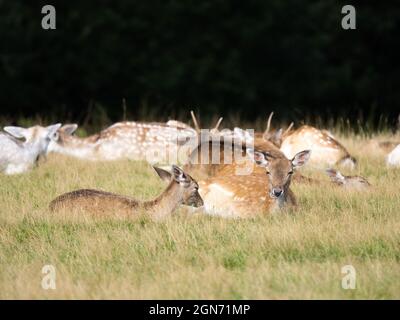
[{"xmin": 0, "ymin": 1, "xmax": 399, "ymax": 128}]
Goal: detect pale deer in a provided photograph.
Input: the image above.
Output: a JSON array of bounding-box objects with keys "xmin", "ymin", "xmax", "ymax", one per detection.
[
  {"xmin": 325, "ymin": 169, "xmax": 370, "ymax": 190},
  {"xmin": 0, "ymin": 123, "xmax": 61, "ymax": 175},
  {"xmin": 386, "ymin": 144, "xmax": 400, "ymax": 167},
  {"xmin": 197, "ymin": 148, "xmax": 311, "ymax": 218},
  {"xmin": 280, "ymin": 125, "xmax": 356, "ymax": 169},
  {"xmin": 49, "ymin": 165, "xmax": 203, "ymax": 220},
  {"xmin": 47, "ymin": 121, "xmax": 198, "ymax": 164}
]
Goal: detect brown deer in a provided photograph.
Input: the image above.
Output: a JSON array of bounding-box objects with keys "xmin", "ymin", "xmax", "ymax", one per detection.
[
  {"xmin": 280, "ymin": 125, "xmax": 356, "ymax": 169},
  {"xmin": 197, "ymin": 148, "xmax": 311, "ymax": 218},
  {"xmin": 325, "ymin": 169, "xmax": 371, "ymax": 190},
  {"xmin": 49, "ymin": 165, "xmax": 203, "ymax": 220},
  {"xmin": 183, "ymin": 126, "xmax": 315, "ymax": 185}
]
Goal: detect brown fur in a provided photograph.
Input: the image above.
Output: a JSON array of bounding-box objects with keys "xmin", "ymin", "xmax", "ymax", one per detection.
[{"xmin": 49, "ymin": 167, "xmax": 203, "ymax": 220}]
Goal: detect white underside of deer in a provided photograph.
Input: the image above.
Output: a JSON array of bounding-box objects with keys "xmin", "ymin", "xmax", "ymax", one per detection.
[
  {"xmin": 280, "ymin": 125, "xmax": 355, "ymax": 169},
  {"xmin": 386, "ymin": 144, "xmax": 400, "ymax": 166},
  {"xmin": 48, "ymin": 121, "xmax": 197, "ymax": 164}
]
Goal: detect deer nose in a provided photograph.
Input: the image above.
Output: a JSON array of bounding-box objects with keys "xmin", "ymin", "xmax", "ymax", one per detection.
[{"xmin": 272, "ymin": 188, "xmax": 283, "ymax": 198}]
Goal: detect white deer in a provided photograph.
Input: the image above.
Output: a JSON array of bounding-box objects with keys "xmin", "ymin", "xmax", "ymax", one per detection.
[
  {"xmin": 0, "ymin": 123, "xmax": 61, "ymax": 175},
  {"xmin": 386, "ymin": 144, "xmax": 400, "ymax": 167}
]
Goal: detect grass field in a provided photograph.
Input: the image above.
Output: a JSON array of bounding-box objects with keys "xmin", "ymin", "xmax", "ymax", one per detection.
[{"xmin": 0, "ymin": 132, "xmax": 399, "ymax": 299}]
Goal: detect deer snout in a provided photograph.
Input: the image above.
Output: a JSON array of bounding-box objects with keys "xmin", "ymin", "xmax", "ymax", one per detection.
[
  {"xmin": 271, "ymin": 187, "xmax": 283, "ymax": 198},
  {"xmin": 196, "ymin": 196, "xmax": 204, "ymax": 207}
]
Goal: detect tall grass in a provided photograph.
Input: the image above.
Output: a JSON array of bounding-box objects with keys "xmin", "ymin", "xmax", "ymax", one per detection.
[{"xmin": 0, "ymin": 132, "xmax": 399, "ymax": 299}]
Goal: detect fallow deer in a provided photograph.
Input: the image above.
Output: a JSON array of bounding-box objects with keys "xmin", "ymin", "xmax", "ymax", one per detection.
[
  {"xmin": 184, "ymin": 121, "xmax": 314, "ymax": 185},
  {"xmin": 325, "ymin": 169, "xmax": 371, "ymax": 190},
  {"xmin": 197, "ymin": 148, "xmax": 311, "ymax": 218},
  {"xmin": 280, "ymin": 125, "xmax": 356, "ymax": 169},
  {"xmin": 387, "ymin": 144, "xmax": 400, "ymax": 167},
  {"xmin": 47, "ymin": 121, "xmax": 198, "ymax": 165},
  {"xmin": 0, "ymin": 123, "xmax": 61, "ymax": 174},
  {"xmin": 49, "ymin": 165, "xmax": 203, "ymax": 220}
]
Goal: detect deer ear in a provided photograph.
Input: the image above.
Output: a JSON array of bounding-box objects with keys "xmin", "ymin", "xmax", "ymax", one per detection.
[
  {"xmin": 3, "ymin": 126, "xmax": 29, "ymax": 139},
  {"xmin": 326, "ymin": 169, "xmax": 345, "ymax": 183},
  {"xmin": 292, "ymin": 150, "xmax": 311, "ymax": 168},
  {"xmin": 246, "ymin": 148, "xmax": 269, "ymax": 167},
  {"xmin": 171, "ymin": 165, "xmax": 190, "ymax": 183},
  {"xmin": 153, "ymin": 166, "xmax": 172, "ymax": 182},
  {"xmin": 61, "ymin": 124, "xmax": 78, "ymax": 135}
]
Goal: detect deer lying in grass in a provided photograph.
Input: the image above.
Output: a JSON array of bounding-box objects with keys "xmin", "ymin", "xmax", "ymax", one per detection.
[
  {"xmin": 386, "ymin": 144, "xmax": 400, "ymax": 167},
  {"xmin": 197, "ymin": 148, "xmax": 311, "ymax": 218},
  {"xmin": 47, "ymin": 121, "xmax": 197, "ymax": 164},
  {"xmin": 49, "ymin": 165, "xmax": 203, "ymax": 220},
  {"xmin": 0, "ymin": 123, "xmax": 61, "ymax": 175},
  {"xmin": 280, "ymin": 125, "xmax": 356, "ymax": 169},
  {"xmin": 184, "ymin": 132, "xmax": 316, "ymax": 186},
  {"xmin": 325, "ymin": 169, "xmax": 370, "ymax": 190}
]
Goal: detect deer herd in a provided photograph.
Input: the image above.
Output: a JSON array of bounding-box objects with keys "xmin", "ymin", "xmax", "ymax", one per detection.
[{"xmin": 1, "ymin": 111, "xmax": 399, "ymax": 220}]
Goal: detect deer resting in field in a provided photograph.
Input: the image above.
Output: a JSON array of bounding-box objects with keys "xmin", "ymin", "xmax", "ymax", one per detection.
[
  {"xmin": 325, "ymin": 169, "xmax": 371, "ymax": 190},
  {"xmin": 49, "ymin": 165, "xmax": 203, "ymax": 220},
  {"xmin": 46, "ymin": 121, "xmax": 198, "ymax": 164},
  {"xmin": 280, "ymin": 125, "xmax": 356, "ymax": 169},
  {"xmin": 0, "ymin": 123, "xmax": 61, "ymax": 175},
  {"xmin": 197, "ymin": 148, "xmax": 311, "ymax": 218}
]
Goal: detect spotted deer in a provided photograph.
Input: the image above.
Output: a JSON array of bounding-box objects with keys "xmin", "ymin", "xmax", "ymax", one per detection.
[
  {"xmin": 280, "ymin": 125, "xmax": 356, "ymax": 169},
  {"xmin": 325, "ymin": 169, "xmax": 370, "ymax": 190},
  {"xmin": 197, "ymin": 148, "xmax": 311, "ymax": 218},
  {"xmin": 0, "ymin": 123, "xmax": 61, "ymax": 174},
  {"xmin": 184, "ymin": 127, "xmax": 314, "ymax": 185},
  {"xmin": 49, "ymin": 165, "xmax": 203, "ymax": 220},
  {"xmin": 47, "ymin": 121, "xmax": 198, "ymax": 164}
]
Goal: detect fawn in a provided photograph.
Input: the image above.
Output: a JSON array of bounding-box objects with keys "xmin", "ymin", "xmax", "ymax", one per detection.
[
  {"xmin": 0, "ymin": 123, "xmax": 61, "ymax": 175},
  {"xmin": 49, "ymin": 165, "xmax": 203, "ymax": 220},
  {"xmin": 197, "ymin": 148, "xmax": 311, "ymax": 218}
]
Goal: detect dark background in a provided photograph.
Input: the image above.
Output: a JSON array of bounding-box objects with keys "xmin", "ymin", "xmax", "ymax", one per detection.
[{"xmin": 0, "ymin": 1, "xmax": 399, "ymax": 129}]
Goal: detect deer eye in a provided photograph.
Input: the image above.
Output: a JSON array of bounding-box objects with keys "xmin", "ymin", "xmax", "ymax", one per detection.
[
  {"xmin": 288, "ymin": 171, "xmax": 294, "ymax": 175},
  {"xmin": 266, "ymin": 171, "xmax": 271, "ymax": 175}
]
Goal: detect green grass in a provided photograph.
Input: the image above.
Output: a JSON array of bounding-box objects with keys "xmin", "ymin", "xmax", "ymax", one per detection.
[{"xmin": 0, "ymin": 133, "xmax": 399, "ymax": 299}]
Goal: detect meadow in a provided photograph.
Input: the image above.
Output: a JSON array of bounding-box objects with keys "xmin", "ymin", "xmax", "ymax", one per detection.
[{"xmin": 0, "ymin": 131, "xmax": 399, "ymax": 299}]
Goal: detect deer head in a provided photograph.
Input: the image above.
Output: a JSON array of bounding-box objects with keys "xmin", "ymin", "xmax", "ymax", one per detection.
[
  {"xmin": 153, "ymin": 165, "xmax": 204, "ymax": 207},
  {"xmin": 326, "ymin": 169, "xmax": 370, "ymax": 189},
  {"xmin": 4, "ymin": 123, "xmax": 62, "ymax": 156},
  {"xmin": 246, "ymin": 148, "xmax": 311, "ymax": 199}
]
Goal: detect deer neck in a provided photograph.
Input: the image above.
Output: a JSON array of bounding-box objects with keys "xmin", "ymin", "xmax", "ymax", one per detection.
[
  {"xmin": 55, "ymin": 134, "xmax": 99, "ymax": 159},
  {"xmin": 142, "ymin": 181, "xmax": 184, "ymax": 219},
  {"xmin": 20, "ymin": 140, "xmax": 45, "ymax": 164}
]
